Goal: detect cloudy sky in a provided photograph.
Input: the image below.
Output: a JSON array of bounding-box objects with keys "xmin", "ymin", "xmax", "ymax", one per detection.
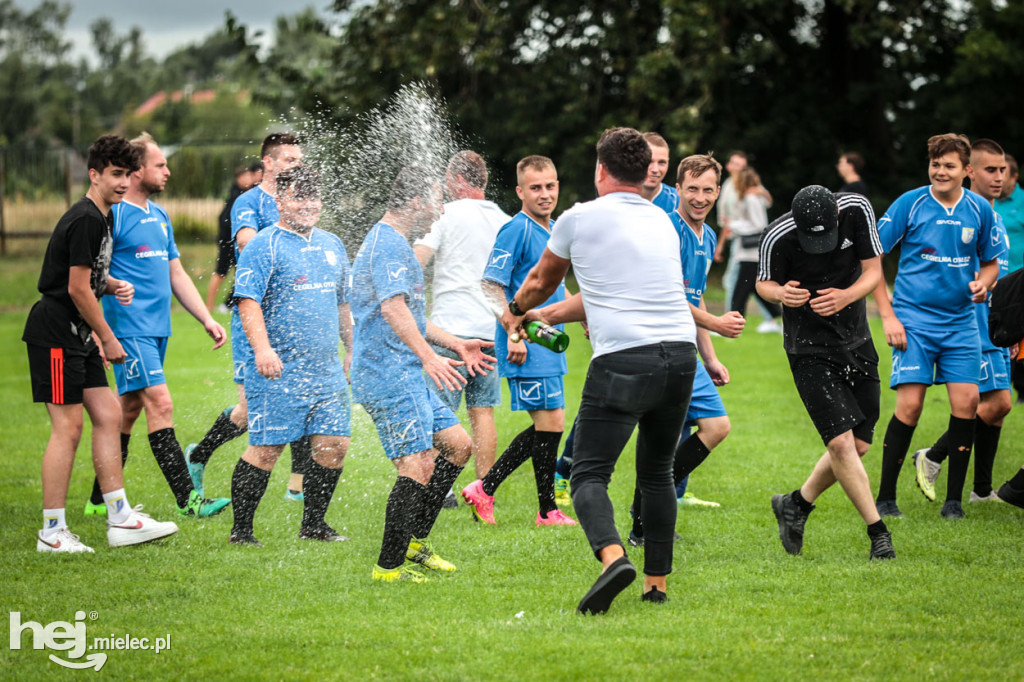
[{"xmin": 16, "ymin": 0, "xmax": 333, "ymax": 61}]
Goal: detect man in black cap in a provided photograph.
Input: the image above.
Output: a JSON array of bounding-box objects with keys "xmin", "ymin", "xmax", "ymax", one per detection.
[{"xmin": 756, "ymin": 186, "xmax": 895, "ymax": 559}]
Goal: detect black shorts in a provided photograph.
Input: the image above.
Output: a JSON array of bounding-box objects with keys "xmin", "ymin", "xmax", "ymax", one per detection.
[
  {"xmin": 26, "ymin": 343, "xmax": 107, "ymax": 404},
  {"xmin": 787, "ymin": 341, "xmax": 880, "ymax": 446},
  {"xmin": 214, "ymin": 240, "xmax": 235, "ymax": 277}
]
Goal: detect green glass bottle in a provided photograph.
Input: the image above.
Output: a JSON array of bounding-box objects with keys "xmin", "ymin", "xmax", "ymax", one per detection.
[{"xmin": 512, "ymin": 320, "xmax": 570, "ymax": 353}]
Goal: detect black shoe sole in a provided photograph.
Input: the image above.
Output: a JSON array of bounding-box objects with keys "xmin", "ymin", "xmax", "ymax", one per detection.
[{"xmin": 577, "ymin": 557, "xmax": 637, "ymax": 615}]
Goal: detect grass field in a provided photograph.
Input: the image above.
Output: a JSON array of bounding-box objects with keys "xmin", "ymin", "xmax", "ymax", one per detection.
[{"xmin": 1, "ymin": 244, "xmax": 1022, "ymax": 681}]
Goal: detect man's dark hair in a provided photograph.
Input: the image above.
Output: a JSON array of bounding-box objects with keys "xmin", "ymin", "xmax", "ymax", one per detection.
[
  {"xmin": 643, "ymin": 132, "xmax": 669, "ymax": 150},
  {"xmin": 249, "ymin": 160, "xmax": 264, "ymax": 173},
  {"xmin": 928, "ymin": 133, "xmax": 971, "ymax": 166},
  {"xmin": 677, "ymin": 153, "xmax": 722, "ymax": 185},
  {"xmin": 448, "ymin": 151, "xmax": 488, "ymax": 190},
  {"xmin": 1007, "ymin": 153, "xmax": 1019, "ymax": 178},
  {"xmin": 841, "ymin": 152, "xmax": 865, "ymax": 174},
  {"xmin": 87, "ymin": 135, "xmax": 139, "ymax": 173},
  {"xmin": 387, "ymin": 164, "xmax": 437, "ymax": 211},
  {"xmin": 596, "ymin": 127, "xmax": 650, "ymax": 185},
  {"xmin": 971, "ymin": 138, "xmax": 1005, "ymax": 158},
  {"xmin": 234, "ymin": 165, "xmax": 250, "ymax": 179},
  {"xmin": 261, "ymin": 133, "xmax": 300, "ymax": 160},
  {"xmin": 276, "ymin": 166, "xmax": 321, "ymax": 199}
]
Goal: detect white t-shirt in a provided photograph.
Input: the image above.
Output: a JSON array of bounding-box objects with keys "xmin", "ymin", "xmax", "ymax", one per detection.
[
  {"xmin": 415, "ymin": 198, "xmax": 510, "ymax": 339},
  {"xmin": 548, "ymin": 192, "xmax": 696, "ymax": 357}
]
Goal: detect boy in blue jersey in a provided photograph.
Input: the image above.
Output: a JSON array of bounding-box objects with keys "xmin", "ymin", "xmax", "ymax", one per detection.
[
  {"xmin": 640, "ymin": 133, "xmax": 679, "ymax": 213},
  {"xmin": 465, "ymin": 156, "xmax": 576, "ymax": 527},
  {"xmin": 228, "ymin": 167, "xmax": 352, "ymax": 545},
  {"xmin": 351, "ymin": 165, "xmax": 495, "ymax": 582},
  {"xmin": 913, "ymin": 139, "xmax": 1014, "ymax": 507},
  {"xmin": 627, "ymin": 154, "xmax": 747, "ymax": 545},
  {"xmin": 873, "ymin": 134, "xmax": 1005, "ymax": 519},
  {"xmin": 84, "ymin": 134, "xmax": 229, "ymax": 519},
  {"xmin": 186, "ymin": 134, "xmax": 314, "ymax": 502}
]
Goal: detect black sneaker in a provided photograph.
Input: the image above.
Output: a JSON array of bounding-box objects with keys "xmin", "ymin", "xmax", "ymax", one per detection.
[
  {"xmin": 940, "ymin": 500, "xmax": 965, "ymax": 519},
  {"xmin": 996, "ymin": 480, "xmax": 1024, "ymax": 510},
  {"xmin": 771, "ymin": 493, "xmax": 812, "ymax": 555},
  {"xmin": 299, "ymin": 522, "xmax": 349, "ymax": 542},
  {"xmin": 627, "ymin": 530, "xmax": 644, "ymax": 547},
  {"xmin": 868, "ymin": 530, "xmax": 896, "ymax": 560},
  {"xmin": 641, "ymin": 587, "xmax": 669, "ymax": 604},
  {"xmin": 875, "ymin": 499, "xmax": 904, "ymax": 518},
  {"xmin": 229, "ymin": 531, "xmax": 262, "ymax": 546}
]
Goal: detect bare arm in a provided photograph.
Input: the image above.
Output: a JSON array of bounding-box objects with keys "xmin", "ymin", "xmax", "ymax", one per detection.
[
  {"xmin": 170, "ymin": 258, "xmax": 226, "ymax": 349},
  {"xmin": 482, "ymin": 278, "xmax": 528, "ymax": 364},
  {"xmin": 338, "ymin": 302, "xmax": 353, "ymax": 377},
  {"xmin": 414, "ymin": 244, "xmax": 435, "ymax": 271},
  {"xmin": 238, "ymin": 297, "xmax": 282, "ymax": 379},
  {"xmin": 870, "ymin": 270, "xmax": 905, "ymax": 350},
  {"xmin": 524, "ymin": 292, "xmax": 587, "ymax": 326},
  {"xmin": 235, "ymin": 227, "xmax": 257, "ymax": 253},
  {"xmin": 69, "ymin": 265, "xmax": 126, "ymax": 363},
  {"xmin": 513, "ymin": 248, "xmax": 571, "ymax": 311},
  {"xmin": 381, "ymin": 294, "xmax": 467, "ymax": 391},
  {"xmin": 972, "ymin": 260, "xmax": 1000, "ymax": 301},
  {"xmin": 689, "ymin": 299, "xmax": 745, "ymax": 337}
]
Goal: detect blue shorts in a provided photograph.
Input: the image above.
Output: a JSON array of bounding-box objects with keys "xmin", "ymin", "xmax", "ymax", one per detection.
[
  {"xmin": 979, "ymin": 348, "xmax": 1013, "ymax": 394},
  {"xmin": 684, "ymin": 362, "xmax": 727, "ymax": 429},
  {"xmin": 245, "ymin": 379, "xmax": 351, "ymax": 446},
  {"xmin": 429, "ymin": 341, "xmax": 501, "ymax": 412},
  {"xmin": 890, "ymin": 327, "xmax": 981, "ymax": 388},
  {"xmin": 508, "ymin": 376, "xmax": 565, "ymax": 411},
  {"xmin": 230, "ymin": 310, "xmax": 252, "ymax": 384},
  {"xmin": 363, "ymin": 381, "xmax": 461, "ymax": 460},
  {"xmin": 112, "ymin": 337, "xmax": 169, "ymax": 395}
]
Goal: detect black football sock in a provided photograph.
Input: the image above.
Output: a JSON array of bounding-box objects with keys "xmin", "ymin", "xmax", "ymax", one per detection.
[
  {"xmin": 412, "ymin": 456, "xmax": 464, "ymax": 539},
  {"xmin": 378, "ymin": 476, "xmax": 425, "ymax": 570},
  {"xmin": 91, "ymin": 432, "xmax": 130, "ymax": 505},
  {"xmin": 190, "ymin": 406, "xmax": 246, "ymax": 466},
  {"xmin": 302, "ymin": 461, "xmax": 342, "ymax": 529},
  {"xmin": 866, "ymin": 519, "xmax": 889, "ymax": 536},
  {"xmin": 925, "ymin": 431, "xmax": 950, "ymax": 465},
  {"xmin": 944, "ymin": 415, "xmax": 975, "ymax": 504},
  {"xmin": 791, "ymin": 488, "xmax": 815, "ymax": 514},
  {"xmin": 290, "ymin": 436, "xmax": 313, "ymax": 480},
  {"xmin": 972, "ymin": 419, "xmax": 1000, "ymax": 497},
  {"xmin": 876, "ymin": 416, "xmax": 916, "ymax": 502},
  {"xmin": 673, "ymin": 433, "xmax": 712, "ymax": 483},
  {"xmin": 149, "ymin": 428, "xmax": 195, "ymax": 508},
  {"xmin": 481, "ymin": 426, "xmax": 535, "ymax": 496},
  {"xmin": 230, "ymin": 459, "xmax": 271, "ymax": 536},
  {"xmin": 532, "ymin": 430, "xmax": 562, "ymax": 515}
]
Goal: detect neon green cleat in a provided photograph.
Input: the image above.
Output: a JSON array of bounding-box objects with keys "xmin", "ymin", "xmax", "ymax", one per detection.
[
  {"xmin": 679, "ymin": 492, "xmax": 721, "ymax": 508},
  {"xmin": 178, "ymin": 489, "xmax": 231, "ymax": 518},
  {"xmin": 372, "ymin": 563, "xmax": 428, "ymax": 583},
  {"xmin": 913, "ymin": 449, "xmax": 940, "ymax": 502},
  {"xmin": 84, "ymin": 501, "xmax": 107, "ymax": 516},
  {"xmin": 406, "ymin": 538, "xmax": 456, "ymax": 572},
  {"xmin": 554, "ymin": 475, "xmax": 572, "ymax": 507}
]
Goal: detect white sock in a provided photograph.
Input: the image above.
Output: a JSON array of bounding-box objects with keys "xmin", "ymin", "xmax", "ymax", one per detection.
[
  {"xmin": 41, "ymin": 508, "xmax": 67, "ymax": 537},
  {"xmin": 103, "ymin": 489, "xmax": 132, "ymax": 524}
]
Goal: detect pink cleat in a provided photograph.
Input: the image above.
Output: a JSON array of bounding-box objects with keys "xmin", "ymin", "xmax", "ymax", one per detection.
[
  {"xmin": 461, "ymin": 479, "xmax": 496, "ymax": 525},
  {"xmin": 536, "ymin": 509, "xmax": 578, "ymax": 526}
]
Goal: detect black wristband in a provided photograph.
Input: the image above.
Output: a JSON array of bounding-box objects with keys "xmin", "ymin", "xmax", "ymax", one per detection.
[{"xmin": 508, "ymin": 298, "xmax": 526, "ymax": 316}]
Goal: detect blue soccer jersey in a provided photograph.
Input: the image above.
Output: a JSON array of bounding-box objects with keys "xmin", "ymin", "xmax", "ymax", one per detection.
[
  {"xmin": 233, "ymin": 225, "xmax": 350, "ymax": 391},
  {"xmin": 651, "ymin": 183, "xmax": 679, "ymax": 215},
  {"xmin": 878, "ymin": 186, "xmax": 1005, "ymax": 331},
  {"xmin": 350, "ymin": 222, "xmax": 428, "ymax": 402},
  {"xmin": 231, "ymin": 185, "xmax": 279, "ymax": 260},
  {"xmin": 103, "ymin": 200, "xmax": 179, "ymax": 338},
  {"xmin": 670, "ymin": 213, "xmax": 716, "ymax": 308},
  {"xmin": 482, "ymin": 211, "xmax": 568, "ymax": 379},
  {"xmin": 977, "ymin": 215, "xmax": 1012, "ymax": 354}
]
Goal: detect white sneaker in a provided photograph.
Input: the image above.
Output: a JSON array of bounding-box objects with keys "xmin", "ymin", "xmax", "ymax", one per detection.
[
  {"xmin": 756, "ymin": 319, "xmax": 782, "ymax": 334},
  {"xmin": 107, "ymin": 505, "xmax": 179, "ymax": 547},
  {"xmin": 37, "ymin": 528, "xmax": 94, "ymax": 553},
  {"xmin": 969, "ymin": 490, "xmax": 1001, "ymax": 503}
]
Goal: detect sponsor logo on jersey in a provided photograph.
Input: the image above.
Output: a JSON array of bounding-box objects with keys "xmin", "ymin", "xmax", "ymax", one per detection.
[
  {"xmin": 236, "ymin": 268, "xmax": 255, "ymax": 287},
  {"xmin": 235, "ymin": 208, "xmax": 256, "ymax": 223},
  {"xmin": 920, "ymin": 249, "xmax": 971, "ymax": 267},
  {"xmin": 961, "ymin": 227, "xmax": 975, "ymax": 244},
  {"xmin": 134, "ymin": 243, "xmax": 169, "ymax": 259},
  {"xmin": 325, "ymin": 250, "xmax": 337, "ymax": 265},
  {"xmin": 248, "ymin": 413, "xmax": 262, "ymax": 433},
  {"xmin": 489, "ymin": 249, "xmax": 512, "ymax": 269},
  {"xmin": 387, "ymin": 262, "xmax": 409, "ymax": 281},
  {"xmin": 841, "ymin": 238, "xmax": 854, "ymax": 249},
  {"xmin": 936, "ymin": 219, "xmax": 962, "ymax": 226}
]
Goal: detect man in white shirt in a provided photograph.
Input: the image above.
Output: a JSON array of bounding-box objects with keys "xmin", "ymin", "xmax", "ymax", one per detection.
[
  {"xmin": 415, "ymin": 151, "xmax": 510, "ymax": 492},
  {"xmin": 502, "ymin": 127, "xmax": 698, "ymax": 614}
]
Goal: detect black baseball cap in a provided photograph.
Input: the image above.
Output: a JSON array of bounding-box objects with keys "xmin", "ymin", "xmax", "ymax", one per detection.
[{"xmin": 792, "ymin": 185, "xmax": 839, "ymax": 254}]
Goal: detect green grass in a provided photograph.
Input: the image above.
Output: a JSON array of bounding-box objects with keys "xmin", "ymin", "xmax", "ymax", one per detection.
[{"xmin": 1, "ymin": 250, "xmax": 1023, "ymax": 680}]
